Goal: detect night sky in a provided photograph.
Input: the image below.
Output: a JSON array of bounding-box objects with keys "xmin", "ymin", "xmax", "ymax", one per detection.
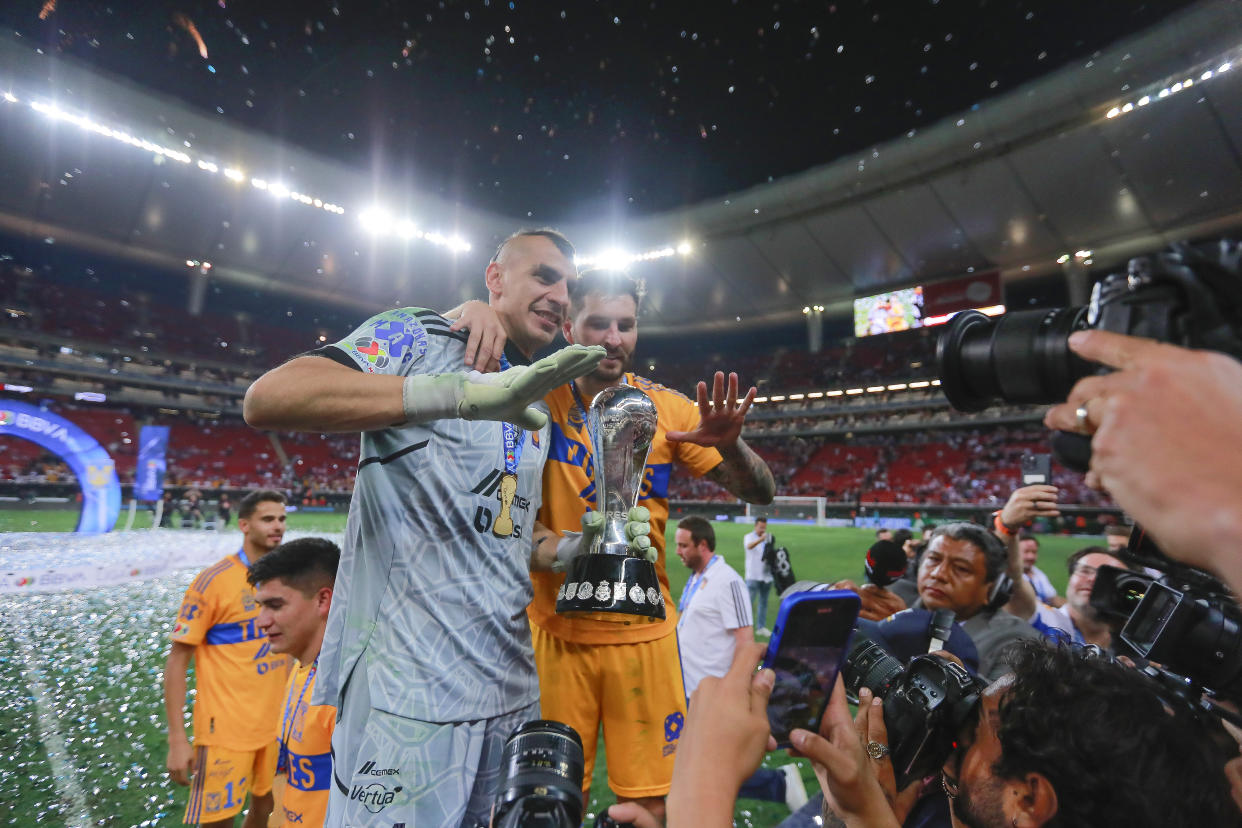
[{"xmin": 3, "ymin": 1, "xmax": 1196, "ymax": 221}]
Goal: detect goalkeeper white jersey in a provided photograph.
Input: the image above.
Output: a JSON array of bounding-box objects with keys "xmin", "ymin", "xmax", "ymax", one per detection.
[{"xmin": 310, "ymin": 307, "xmax": 550, "ymax": 722}]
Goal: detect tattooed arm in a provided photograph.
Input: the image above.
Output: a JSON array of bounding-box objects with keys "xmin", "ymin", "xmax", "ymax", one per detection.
[
  {"xmin": 667, "ymin": 371, "xmax": 775, "ymax": 505},
  {"xmin": 704, "ymin": 438, "xmax": 776, "ymax": 504}
]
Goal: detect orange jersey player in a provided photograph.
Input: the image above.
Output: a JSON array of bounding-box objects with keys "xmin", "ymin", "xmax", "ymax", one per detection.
[
  {"xmin": 163, "ymin": 490, "xmax": 290, "ymax": 828},
  {"xmin": 530, "ymin": 270, "xmax": 776, "ymax": 822},
  {"xmin": 248, "ymin": 537, "xmax": 340, "ymax": 828}
]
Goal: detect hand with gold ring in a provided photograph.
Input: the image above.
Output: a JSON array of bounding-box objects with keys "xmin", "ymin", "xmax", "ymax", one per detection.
[
  {"xmin": 1044, "ymin": 329, "xmax": 1242, "ymax": 594},
  {"xmin": 787, "ymin": 678, "xmax": 902, "ymax": 828},
  {"xmin": 854, "ymin": 687, "xmax": 923, "ymax": 820}
]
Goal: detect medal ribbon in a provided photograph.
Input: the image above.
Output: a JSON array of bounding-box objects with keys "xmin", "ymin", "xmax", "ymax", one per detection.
[
  {"xmin": 499, "ymin": 353, "xmax": 525, "ymax": 474},
  {"xmin": 677, "ymin": 554, "xmax": 721, "ymax": 614}
]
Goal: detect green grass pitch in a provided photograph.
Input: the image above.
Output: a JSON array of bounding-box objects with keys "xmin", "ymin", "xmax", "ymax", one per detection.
[{"xmin": 0, "ymin": 511, "xmax": 1092, "ymax": 827}]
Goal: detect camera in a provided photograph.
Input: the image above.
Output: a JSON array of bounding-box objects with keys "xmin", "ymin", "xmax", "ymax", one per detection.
[
  {"xmin": 491, "ymin": 720, "xmax": 584, "ymax": 828},
  {"xmin": 841, "ymin": 639, "xmax": 984, "ymax": 788},
  {"xmin": 1088, "ymin": 527, "xmax": 1242, "ymax": 706},
  {"xmin": 936, "ymin": 240, "xmax": 1242, "ymax": 467}
]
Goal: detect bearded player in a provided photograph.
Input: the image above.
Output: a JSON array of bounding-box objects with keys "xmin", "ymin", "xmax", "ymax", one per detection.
[
  {"xmin": 533, "ymin": 270, "xmax": 775, "ymax": 819},
  {"xmin": 164, "ymin": 489, "xmax": 290, "ymax": 827}
]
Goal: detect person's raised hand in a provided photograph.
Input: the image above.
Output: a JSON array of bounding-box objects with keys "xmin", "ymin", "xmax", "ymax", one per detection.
[
  {"xmin": 460, "ymin": 344, "xmax": 605, "ymax": 429},
  {"xmin": 1044, "ymin": 330, "xmax": 1242, "ymax": 579},
  {"xmin": 1000, "ymin": 484, "xmax": 1060, "ymax": 531},
  {"xmin": 666, "ymin": 371, "xmax": 756, "ymax": 448},
  {"xmin": 448, "ymin": 299, "xmax": 508, "ymax": 373}
]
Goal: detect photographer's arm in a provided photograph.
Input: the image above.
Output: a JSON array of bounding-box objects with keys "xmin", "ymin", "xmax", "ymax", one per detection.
[
  {"xmin": 997, "ymin": 485, "xmax": 1059, "ymax": 620},
  {"xmin": 789, "ymin": 679, "xmax": 902, "ymax": 828},
  {"xmin": 1046, "ymin": 331, "xmax": 1242, "ymax": 598},
  {"xmin": 667, "ymin": 642, "xmax": 773, "ymax": 828}
]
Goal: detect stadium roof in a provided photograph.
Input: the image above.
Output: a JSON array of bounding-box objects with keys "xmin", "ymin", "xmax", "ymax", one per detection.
[{"xmin": 3, "ymin": 1, "xmax": 1242, "ymax": 334}]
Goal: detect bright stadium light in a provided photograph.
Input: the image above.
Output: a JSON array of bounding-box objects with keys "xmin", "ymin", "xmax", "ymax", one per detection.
[
  {"xmin": 826, "ymin": 390, "xmax": 844, "ymax": 397},
  {"xmin": 866, "ymin": 386, "xmax": 886, "ymax": 393},
  {"xmin": 677, "ymin": 240, "xmax": 693, "ymax": 255},
  {"xmin": 845, "ymin": 388, "xmax": 864, "ymax": 395},
  {"xmin": 909, "ymin": 380, "xmax": 931, "ymax": 389}
]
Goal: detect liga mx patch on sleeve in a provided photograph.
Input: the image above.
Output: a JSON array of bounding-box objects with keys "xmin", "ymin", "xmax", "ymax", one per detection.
[{"xmin": 336, "ymin": 309, "xmax": 429, "ymax": 374}]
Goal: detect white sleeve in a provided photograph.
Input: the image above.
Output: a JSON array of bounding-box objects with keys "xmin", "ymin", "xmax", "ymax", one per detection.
[{"xmin": 719, "ymin": 576, "xmax": 753, "ymax": 630}]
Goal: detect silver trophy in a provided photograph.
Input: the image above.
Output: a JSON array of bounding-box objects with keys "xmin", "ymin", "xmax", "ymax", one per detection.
[{"xmin": 556, "ymin": 385, "xmax": 665, "ymax": 620}]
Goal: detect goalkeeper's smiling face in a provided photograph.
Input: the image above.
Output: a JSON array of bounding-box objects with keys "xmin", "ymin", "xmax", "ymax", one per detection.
[
  {"xmin": 564, "ymin": 292, "xmax": 638, "ymax": 384},
  {"xmin": 486, "ymin": 234, "xmax": 574, "ymax": 357}
]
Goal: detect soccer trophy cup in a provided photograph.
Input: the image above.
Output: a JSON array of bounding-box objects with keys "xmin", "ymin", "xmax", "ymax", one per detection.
[{"xmin": 556, "ymin": 385, "xmax": 665, "ymax": 620}]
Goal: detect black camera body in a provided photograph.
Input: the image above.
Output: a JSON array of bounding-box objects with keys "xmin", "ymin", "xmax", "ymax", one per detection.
[
  {"xmin": 491, "ymin": 720, "xmax": 585, "ymax": 828},
  {"xmin": 937, "ymin": 240, "xmax": 1242, "ymax": 468},
  {"xmin": 842, "ymin": 640, "xmax": 984, "ymax": 788},
  {"xmin": 1088, "ymin": 528, "xmax": 1242, "ymax": 705}
]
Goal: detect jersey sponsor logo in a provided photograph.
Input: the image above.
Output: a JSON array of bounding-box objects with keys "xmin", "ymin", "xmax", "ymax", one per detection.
[
  {"xmin": 350, "ymin": 782, "xmax": 403, "ymax": 814},
  {"xmin": 357, "ymin": 760, "xmax": 401, "ymax": 777},
  {"xmin": 172, "ymin": 620, "xmax": 190, "ymax": 638},
  {"xmin": 471, "ymin": 469, "xmax": 531, "ymax": 511},
  {"xmin": 282, "ymin": 805, "xmax": 305, "ymax": 824}
]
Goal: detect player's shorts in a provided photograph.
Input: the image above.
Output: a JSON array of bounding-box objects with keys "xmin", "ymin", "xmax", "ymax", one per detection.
[
  {"xmin": 532, "ymin": 626, "xmax": 687, "ymax": 799},
  {"xmin": 183, "ymin": 741, "xmax": 278, "ymax": 824},
  {"xmin": 325, "ymin": 651, "xmax": 540, "ymax": 828}
]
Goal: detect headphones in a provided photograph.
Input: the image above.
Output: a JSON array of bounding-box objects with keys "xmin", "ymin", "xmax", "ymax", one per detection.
[{"xmin": 985, "ymin": 572, "xmax": 1014, "ymax": 612}]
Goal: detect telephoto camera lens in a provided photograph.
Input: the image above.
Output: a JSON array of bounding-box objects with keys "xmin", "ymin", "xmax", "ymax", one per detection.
[
  {"xmin": 491, "ymin": 720, "xmax": 585, "ymax": 828},
  {"xmin": 842, "ymin": 639, "xmax": 905, "ymax": 702},
  {"xmin": 936, "ymin": 307, "xmax": 1093, "ymax": 411}
]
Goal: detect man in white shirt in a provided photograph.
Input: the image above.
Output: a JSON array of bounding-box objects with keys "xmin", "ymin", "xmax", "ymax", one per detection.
[
  {"xmin": 742, "ymin": 517, "xmax": 774, "ymax": 635},
  {"xmin": 674, "ymin": 516, "xmax": 806, "ymax": 811},
  {"xmin": 1018, "ymin": 532, "xmax": 1063, "ymax": 608}
]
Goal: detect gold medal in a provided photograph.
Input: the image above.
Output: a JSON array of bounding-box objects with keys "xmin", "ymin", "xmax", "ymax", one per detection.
[{"xmin": 492, "ymin": 472, "xmax": 518, "ymax": 537}]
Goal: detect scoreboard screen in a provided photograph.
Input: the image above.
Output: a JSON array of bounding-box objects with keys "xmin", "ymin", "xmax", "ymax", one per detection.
[{"xmin": 853, "ymin": 287, "xmax": 924, "ymax": 337}]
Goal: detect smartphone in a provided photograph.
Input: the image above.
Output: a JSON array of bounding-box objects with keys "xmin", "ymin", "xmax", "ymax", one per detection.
[
  {"xmin": 762, "ymin": 589, "xmax": 861, "ymax": 748},
  {"xmin": 1021, "ymin": 452, "xmax": 1052, "ymax": 485}
]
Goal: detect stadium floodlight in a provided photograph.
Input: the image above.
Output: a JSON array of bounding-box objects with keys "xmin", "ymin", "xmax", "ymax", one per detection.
[
  {"xmin": 845, "ymin": 388, "xmax": 864, "ymax": 395},
  {"xmin": 826, "ymin": 390, "xmax": 844, "ymax": 397},
  {"xmin": 196, "ymin": 160, "xmax": 218, "ymax": 173},
  {"xmin": 223, "ymin": 167, "xmax": 245, "ymax": 181},
  {"xmin": 807, "ymin": 392, "xmax": 824, "ymax": 398},
  {"xmin": 1106, "ymin": 107, "xmax": 1121, "ymax": 119},
  {"xmin": 753, "ymin": 396, "xmax": 768, "ymax": 403},
  {"xmin": 866, "ymin": 386, "xmax": 886, "ymax": 393},
  {"xmin": 789, "ymin": 393, "xmax": 805, "ymax": 400},
  {"xmin": 1138, "ymin": 95, "xmax": 1151, "ymax": 106},
  {"xmin": 769, "ymin": 395, "xmax": 786, "ymax": 402},
  {"xmin": 909, "ymin": 380, "xmax": 931, "ymax": 389},
  {"xmin": 397, "ymin": 220, "xmax": 421, "ymax": 240},
  {"xmin": 3, "ymin": 383, "xmax": 32, "ymax": 393},
  {"xmin": 677, "ymin": 240, "xmax": 693, "ymax": 255},
  {"xmin": 931, "ymin": 379, "xmax": 942, "ymax": 386},
  {"xmin": 887, "ymin": 383, "xmax": 908, "ymax": 391},
  {"xmin": 74, "ymin": 392, "xmax": 107, "ymax": 402},
  {"xmin": 2, "ymin": 91, "xmax": 17, "ymax": 103},
  {"xmin": 1221, "ymin": 62, "xmax": 1233, "ymax": 73},
  {"xmin": 251, "ymin": 177, "xmax": 268, "ymax": 190},
  {"xmin": 268, "ymin": 182, "xmax": 291, "ymax": 199},
  {"xmin": 359, "ymin": 208, "xmax": 394, "ymax": 235}
]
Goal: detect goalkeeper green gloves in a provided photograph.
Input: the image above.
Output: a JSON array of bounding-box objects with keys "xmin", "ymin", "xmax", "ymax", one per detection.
[
  {"xmin": 553, "ymin": 507, "xmax": 653, "ymax": 572},
  {"xmin": 400, "ymin": 344, "xmax": 605, "ymax": 429}
]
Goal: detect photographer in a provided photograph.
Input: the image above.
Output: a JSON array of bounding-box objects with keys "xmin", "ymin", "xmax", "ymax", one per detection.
[
  {"xmin": 1044, "ymin": 329, "xmax": 1242, "ymax": 601},
  {"xmin": 907, "ymin": 523, "xmax": 1039, "ymax": 680},
  {"xmin": 992, "ymin": 484, "xmax": 1061, "ymax": 623},
  {"xmin": 787, "ymin": 641, "xmax": 1240, "ymax": 828}
]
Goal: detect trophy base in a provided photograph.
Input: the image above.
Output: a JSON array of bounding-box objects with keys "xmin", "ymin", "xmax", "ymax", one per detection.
[{"xmin": 555, "ymin": 555, "xmax": 666, "ymax": 621}]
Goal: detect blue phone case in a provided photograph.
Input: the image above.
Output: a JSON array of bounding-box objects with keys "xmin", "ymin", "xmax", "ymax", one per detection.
[{"xmin": 761, "ymin": 588, "xmax": 861, "ymax": 747}]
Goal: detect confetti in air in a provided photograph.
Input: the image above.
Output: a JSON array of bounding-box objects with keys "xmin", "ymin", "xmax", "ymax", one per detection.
[
  {"xmin": 172, "ymin": 12, "xmax": 209, "ymax": 59},
  {"xmin": 38, "ymin": 0, "xmax": 55, "ymax": 20}
]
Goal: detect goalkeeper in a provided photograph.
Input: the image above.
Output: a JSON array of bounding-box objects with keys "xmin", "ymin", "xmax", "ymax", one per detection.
[
  {"xmin": 243, "ymin": 229, "xmax": 633, "ymax": 828},
  {"xmin": 452, "ymin": 269, "xmax": 776, "ymax": 821}
]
